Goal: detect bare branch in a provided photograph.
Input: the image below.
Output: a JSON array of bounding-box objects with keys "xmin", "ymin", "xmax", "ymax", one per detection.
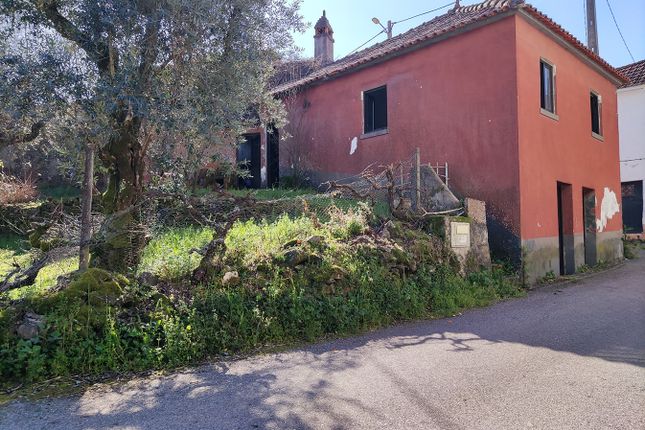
[{"xmin": 0, "ymin": 256, "xmax": 48, "ymax": 293}]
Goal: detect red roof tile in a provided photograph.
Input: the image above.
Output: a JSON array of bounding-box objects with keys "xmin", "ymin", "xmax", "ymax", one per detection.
[
  {"xmin": 272, "ymin": 0, "xmax": 626, "ymax": 94},
  {"xmin": 618, "ymin": 59, "xmax": 645, "ymax": 87}
]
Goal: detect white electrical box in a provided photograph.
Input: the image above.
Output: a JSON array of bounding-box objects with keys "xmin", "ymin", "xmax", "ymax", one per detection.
[{"xmin": 450, "ymin": 222, "xmax": 470, "ymax": 248}]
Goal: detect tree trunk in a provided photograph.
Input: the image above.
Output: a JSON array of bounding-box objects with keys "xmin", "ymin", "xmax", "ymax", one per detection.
[
  {"xmin": 91, "ymin": 116, "xmax": 148, "ymax": 273},
  {"xmin": 79, "ymin": 144, "xmax": 94, "ymax": 271}
]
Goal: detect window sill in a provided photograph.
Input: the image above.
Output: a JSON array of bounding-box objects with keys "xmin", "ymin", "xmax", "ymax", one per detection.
[
  {"xmin": 360, "ymin": 129, "xmax": 388, "ymax": 140},
  {"xmin": 592, "ymin": 132, "xmax": 604, "ymax": 142},
  {"xmin": 540, "ymin": 109, "xmax": 559, "ymax": 121}
]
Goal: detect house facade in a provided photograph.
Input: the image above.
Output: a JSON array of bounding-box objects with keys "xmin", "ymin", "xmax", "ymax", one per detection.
[
  {"xmin": 245, "ymin": 0, "xmax": 626, "ymax": 281},
  {"xmin": 617, "ymin": 60, "xmax": 645, "ymax": 239}
]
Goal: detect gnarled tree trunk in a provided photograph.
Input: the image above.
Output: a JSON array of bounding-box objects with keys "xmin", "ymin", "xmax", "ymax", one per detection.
[{"xmin": 91, "ymin": 115, "xmax": 148, "ymax": 272}]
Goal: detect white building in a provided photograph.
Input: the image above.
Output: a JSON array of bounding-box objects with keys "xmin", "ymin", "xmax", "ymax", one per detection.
[{"xmin": 617, "ymin": 60, "xmax": 645, "ymax": 238}]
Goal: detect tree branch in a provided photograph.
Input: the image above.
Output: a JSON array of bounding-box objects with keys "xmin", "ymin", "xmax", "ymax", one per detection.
[
  {"xmin": 0, "ymin": 120, "xmax": 46, "ymax": 149},
  {"xmin": 0, "ymin": 256, "xmax": 48, "ymax": 293},
  {"xmin": 35, "ymin": 0, "xmax": 112, "ymax": 75}
]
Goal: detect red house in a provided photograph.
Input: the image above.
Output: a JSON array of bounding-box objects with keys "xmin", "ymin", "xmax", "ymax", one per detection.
[{"xmin": 245, "ymin": 0, "xmax": 627, "ymax": 281}]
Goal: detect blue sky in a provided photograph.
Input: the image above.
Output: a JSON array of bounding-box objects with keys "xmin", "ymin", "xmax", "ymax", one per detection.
[{"xmin": 292, "ymin": 0, "xmax": 644, "ymax": 67}]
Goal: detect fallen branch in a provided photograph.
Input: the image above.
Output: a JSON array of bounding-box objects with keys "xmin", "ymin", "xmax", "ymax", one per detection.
[{"xmin": 0, "ymin": 256, "xmax": 49, "ymax": 293}]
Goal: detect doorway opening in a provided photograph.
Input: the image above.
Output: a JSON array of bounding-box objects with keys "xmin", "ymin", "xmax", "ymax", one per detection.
[
  {"xmin": 582, "ymin": 188, "xmax": 597, "ymax": 266},
  {"xmin": 557, "ymin": 182, "xmax": 575, "ymax": 275},
  {"xmin": 237, "ymin": 133, "xmax": 262, "ymax": 189},
  {"xmin": 621, "ymin": 181, "xmax": 644, "ymax": 234},
  {"xmin": 267, "ymin": 126, "xmax": 280, "ymax": 188}
]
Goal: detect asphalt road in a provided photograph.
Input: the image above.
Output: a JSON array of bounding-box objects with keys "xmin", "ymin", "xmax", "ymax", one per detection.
[{"xmin": 2, "ymin": 254, "xmax": 644, "ymax": 430}]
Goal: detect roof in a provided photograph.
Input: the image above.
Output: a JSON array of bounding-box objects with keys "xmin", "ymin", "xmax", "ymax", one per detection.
[
  {"xmin": 272, "ymin": 0, "xmax": 627, "ymax": 95},
  {"xmin": 270, "ymin": 59, "xmax": 321, "ymax": 88},
  {"xmin": 617, "ymin": 59, "xmax": 645, "ymax": 88}
]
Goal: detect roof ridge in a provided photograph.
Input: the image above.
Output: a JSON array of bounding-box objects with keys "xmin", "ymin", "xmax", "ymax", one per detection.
[{"xmin": 457, "ymin": 0, "xmax": 518, "ymax": 13}]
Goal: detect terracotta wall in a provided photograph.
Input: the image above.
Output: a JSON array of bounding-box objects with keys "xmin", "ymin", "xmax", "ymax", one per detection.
[
  {"xmin": 282, "ymin": 17, "xmax": 522, "ymax": 259},
  {"xmin": 514, "ymin": 14, "xmax": 623, "ymax": 276}
]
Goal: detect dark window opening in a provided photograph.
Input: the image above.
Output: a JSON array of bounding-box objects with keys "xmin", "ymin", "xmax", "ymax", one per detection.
[
  {"xmin": 363, "ymin": 86, "xmax": 387, "ymax": 134},
  {"xmin": 540, "ymin": 60, "xmax": 555, "ymax": 114},
  {"xmin": 590, "ymin": 92, "xmax": 602, "ymax": 135}
]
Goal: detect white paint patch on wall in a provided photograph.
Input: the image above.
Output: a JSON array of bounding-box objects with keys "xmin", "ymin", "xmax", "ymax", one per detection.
[
  {"xmin": 260, "ymin": 166, "xmax": 267, "ymax": 184},
  {"xmin": 349, "ymin": 137, "xmax": 358, "ymax": 155},
  {"xmin": 596, "ymin": 187, "xmax": 620, "ymax": 232}
]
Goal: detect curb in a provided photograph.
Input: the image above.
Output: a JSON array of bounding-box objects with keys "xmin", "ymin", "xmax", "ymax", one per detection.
[{"xmin": 529, "ymin": 260, "xmax": 627, "ymax": 291}]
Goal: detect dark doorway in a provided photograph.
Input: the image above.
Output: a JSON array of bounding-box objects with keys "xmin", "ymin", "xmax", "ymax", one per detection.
[
  {"xmin": 237, "ymin": 133, "xmax": 262, "ymax": 189},
  {"xmin": 557, "ymin": 182, "xmax": 575, "ymax": 275},
  {"xmin": 621, "ymin": 181, "xmax": 643, "ymax": 234},
  {"xmin": 582, "ymin": 188, "xmax": 597, "ymax": 266},
  {"xmin": 267, "ymin": 126, "xmax": 280, "ymax": 188}
]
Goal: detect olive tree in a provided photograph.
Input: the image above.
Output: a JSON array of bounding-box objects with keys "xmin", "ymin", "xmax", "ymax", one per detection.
[{"xmin": 0, "ymin": 0, "xmax": 304, "ymax": 272}]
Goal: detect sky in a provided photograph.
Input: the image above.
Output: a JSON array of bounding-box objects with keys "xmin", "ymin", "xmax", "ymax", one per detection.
[{"xmin": 292, "ymin": 0, "xmax": 644, "ymax": 68}]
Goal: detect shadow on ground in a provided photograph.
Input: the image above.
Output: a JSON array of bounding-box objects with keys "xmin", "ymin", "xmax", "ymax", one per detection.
[{"xmin": 2, "ymin": 253, "xmax": 644, "ymax": 430}]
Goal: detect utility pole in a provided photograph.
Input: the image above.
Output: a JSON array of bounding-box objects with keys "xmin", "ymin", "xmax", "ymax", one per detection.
[
  {"xmin": 385, "ymin": 20, "xmax": 393, "ymax": 39},
  {"xmin": 586, "ymin": 0, "xmax": 599, "ymax": 55},
  {"xmin": 372, "ymin": 17, "xmax": 394, "ymax": 39}
]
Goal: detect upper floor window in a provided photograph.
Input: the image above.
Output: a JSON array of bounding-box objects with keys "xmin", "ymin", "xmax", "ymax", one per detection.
[
  {"xmin": 540, "ymin": 59, "xmax": 556, "ymax": 115},
  {"xmin": 590, "ymin": 91, "xmax": 602, "ymax": 137},
  {"xmin": 363, "ymin": 86, "xmax": 387, "ymax": 134}
]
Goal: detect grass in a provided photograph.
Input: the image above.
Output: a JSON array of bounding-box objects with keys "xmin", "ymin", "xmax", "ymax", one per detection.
[
  {"xmin": 0, "ymin": 234, "xmax": 78, "ymax": 301},
  {"xmin": 5, "ymin": 256, "xmax": 78, "ymax": 301},
  {"xmin": 227, "ymin": 188, "xmax": 316, "ymax": 200},
  {"xmin": 226, "ymin": 215, "xmax": 324, "ymax": 266},
  {"xmin": 138, "ymin": 226, "xmax": 213, "ymax": 281},
  {"xmin": 38, "ymin": 185, "xmax": 80, "ymax": 200},
  {"xmin": 0, "ymin": 234, "xmax": 33, "ymax": 283}
]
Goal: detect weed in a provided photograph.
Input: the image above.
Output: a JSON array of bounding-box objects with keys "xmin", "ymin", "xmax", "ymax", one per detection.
[
  {"xmin": 139, "ymin": 226, "xmax": 213, "ymax": 281},
  {"xmin": 538, "ymin": 270, "xmax": 557, "ymax": 284},
  {"xmin": 623, "ymin": 239, "xmax": 640, "ymax": 260}
]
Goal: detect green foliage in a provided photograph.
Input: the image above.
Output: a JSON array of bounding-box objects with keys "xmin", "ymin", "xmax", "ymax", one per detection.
[
  {"xmin": 623, "ymin": 239, "xmax": 640, "ymax": 260},
  {"xmin": 0, "ymin": 214, "xmax": 523, "ymax": 388},
  {"xmin": 139, "ymin": 227, "xmax": 213, "ymax": 281},
  {"xmin": 538, "ymin": 270, "xmax": 557, "ymax": 284}
]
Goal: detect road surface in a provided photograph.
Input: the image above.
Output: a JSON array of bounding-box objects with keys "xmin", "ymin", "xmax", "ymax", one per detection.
[{"xmin": 2, "ymin": 254, "xmax": 644, "ymax": 429}]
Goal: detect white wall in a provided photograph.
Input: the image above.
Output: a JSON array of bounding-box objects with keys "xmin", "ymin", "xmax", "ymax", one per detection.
[{"xmin": 618, "ymin": 84, "xmax": 645, "ymax": 228}]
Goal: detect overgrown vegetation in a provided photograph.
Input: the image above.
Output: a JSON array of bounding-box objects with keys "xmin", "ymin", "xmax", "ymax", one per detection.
[
  {"xmin": 0, "ymin": 204, "xmax": 523, "ymax": 388},
  {"xmin": 0, "ymin": 172, "xmax": 38, "ymax": 205},
  {"xmin": 623, "ymin": 238, "xmax": 642, "ymax": 260}
]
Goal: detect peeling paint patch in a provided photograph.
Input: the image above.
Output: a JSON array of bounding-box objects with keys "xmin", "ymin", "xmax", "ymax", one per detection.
[
  {"xmin": 260, "ymin": 166, "xmax": 267, "ymax": 184},
  {"xmin": 349, "ymin": 137, "xmax": 358, "ymax": 155},
  {"xmin": 596, "ymin": 187, "xmax": 620, "ymax": 232}
]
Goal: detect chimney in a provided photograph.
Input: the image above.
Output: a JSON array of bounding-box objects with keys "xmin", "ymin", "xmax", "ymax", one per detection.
[
  {"xmin": 314, "ymin": 10, "xmax": 334, "ymax": 65},
  {"xmin": 585, "ymin": 0, "xmax": 599, "ymax": 54}
]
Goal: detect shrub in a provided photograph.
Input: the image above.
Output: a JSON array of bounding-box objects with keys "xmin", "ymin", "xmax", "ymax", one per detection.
[{"xmin": 0, "ymin": 172, "xmax": 38, "ymax": 205}]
